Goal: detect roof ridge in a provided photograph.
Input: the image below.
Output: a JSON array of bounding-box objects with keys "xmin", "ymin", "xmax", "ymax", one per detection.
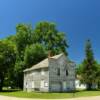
[{"xmin": 24, "ymin": 53, "xmax": 64, "ymax": 72}]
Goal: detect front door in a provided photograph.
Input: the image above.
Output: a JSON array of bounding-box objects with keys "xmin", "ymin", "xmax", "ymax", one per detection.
[
  {"xmin": 41, "ymin": 80, "xmax": 44, "ymax": 88},
  {"xmin": 62, "ymin": 81, "xmax": 67, "ymax": 91}
]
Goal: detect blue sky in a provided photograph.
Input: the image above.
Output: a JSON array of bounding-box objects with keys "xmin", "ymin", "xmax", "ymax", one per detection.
[{"xmin": 0, "ymin": 0, "xmax": 100, "ymax": 63}]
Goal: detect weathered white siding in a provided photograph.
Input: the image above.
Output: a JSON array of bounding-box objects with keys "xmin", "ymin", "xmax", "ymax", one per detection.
[
  {"xmin": 24, "ymin": 68, "xmax": 49, "ymax": 92},
  {"xmin": 49, "ymin": 55, "xmax": 75, "ymax": 92}
]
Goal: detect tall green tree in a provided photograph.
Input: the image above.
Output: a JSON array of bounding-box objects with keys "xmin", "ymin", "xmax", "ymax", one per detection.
[
  {"xmin": 3, "ymin": 36, "xmax": 17, "ymax": 88},
  {"xmin": 33, "ymin": 21, "xmax": 68, "ymax": 55},
  {"xmin": 81, "ymin": 39, "xmax": 98, "ymax": 90},
  {"xmin": 14, "ymin": 22, "xmax": 68, "ymax": 88},
  {"xmin": 15, "ymin": 24, "xmax": 34, "ymax": 88},
  {"xmin": 0, "ymin": 40, "xmax": 16, "ymax": 91}
]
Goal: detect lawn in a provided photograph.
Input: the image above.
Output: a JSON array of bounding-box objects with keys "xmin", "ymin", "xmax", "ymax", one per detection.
[{"xmin": 0, "ymin": 90, "xmax": 100, "ymax": 99}]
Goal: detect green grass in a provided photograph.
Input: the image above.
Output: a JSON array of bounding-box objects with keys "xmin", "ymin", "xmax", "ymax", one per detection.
[{"xmin": 0, "ymin": 90, "xmax": 100, "ymax": 99}]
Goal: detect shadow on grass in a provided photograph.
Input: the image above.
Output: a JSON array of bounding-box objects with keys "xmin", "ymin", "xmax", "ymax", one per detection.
[
  {"xmin": 1, "ymin": 89, "xmax": 100, "ymax": 93},
  {"xmin": 1, "ymin": 89, "xmax": 22, "ymax": 92},
  {"xmin": 76, "ymin": 89, "xmax": 100, "ymax": 92}
]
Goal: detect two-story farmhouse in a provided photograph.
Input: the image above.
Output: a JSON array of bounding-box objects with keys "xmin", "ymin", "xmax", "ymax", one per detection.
[{"xmin": 23, "ymin": 53, "xmax": 75, "ymax": 92}]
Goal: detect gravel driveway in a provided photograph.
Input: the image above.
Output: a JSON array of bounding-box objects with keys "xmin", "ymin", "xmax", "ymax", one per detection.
[{"xmin": 0, "ymin": 95, "xmax": 100, "ymax": 100}]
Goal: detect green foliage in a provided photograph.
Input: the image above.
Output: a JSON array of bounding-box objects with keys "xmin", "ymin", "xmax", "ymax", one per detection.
[
  {"xmin": 0, "ymin": 40, "xmax": 16, "ymax": 71},
  {"xmin": 2, "ymin": 36, "xmax": 17, "ymax": 89},
  {"xmin": 33, "ymin": 21, "xmax": 68, "ymax": 55},
  {"xmin": 24, "ymin": 43, "xmax": 47, "ymax": 68},
  {"xmin": 96, "ymin": 64, "xmax": 100, "ymax": 88},
  {"xmin": 15, "ymin": 24, "xmax": 34, "ymax": 59},
  {"xmin": 14, "ymin": 60, "xmax": 25, "ymax": 88},
  {"xmin": 0, "ymin": 40, "xmax": 16, "ymax": 91},
  {"xmin": 14, "ymin": 24, "xmax": 34, "ymax": 88},
  {"xmin": 76, "ymin": 64, "xmax": 83, "ymax": 75}
]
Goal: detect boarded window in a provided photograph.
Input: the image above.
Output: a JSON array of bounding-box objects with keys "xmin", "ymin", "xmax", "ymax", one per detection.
[{"xmin": 57, "ymin": 68, "xmax": 60, "ymax": 76}]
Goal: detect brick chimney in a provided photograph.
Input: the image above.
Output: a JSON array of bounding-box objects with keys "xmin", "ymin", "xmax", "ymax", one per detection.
[{"xmin": 48, "ymin": 50, "xmax": 53, "ymax": 58}]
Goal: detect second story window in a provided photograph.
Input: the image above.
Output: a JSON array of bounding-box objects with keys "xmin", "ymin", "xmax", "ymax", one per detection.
[
  {"xmin": 57, "ymin": 68, "xmax": 60, "ymax": 76},
  {"xmin": 41, "ymin": 69, "xmax": 45, "ymax": 75},
  {"xmin": 66, "ymin": 70, "xmax": 68, "ymax": 76}
]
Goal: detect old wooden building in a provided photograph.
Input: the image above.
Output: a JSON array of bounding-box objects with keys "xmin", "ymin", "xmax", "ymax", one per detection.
[{"xmin": 23, "ymin": 53, "xmax": 75, "ymax": 92}]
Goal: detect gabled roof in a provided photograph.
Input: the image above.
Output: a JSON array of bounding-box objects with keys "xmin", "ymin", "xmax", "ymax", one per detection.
[{"xmin": 24, "ymin": 53, "xmax": 64, "ymax": 72}]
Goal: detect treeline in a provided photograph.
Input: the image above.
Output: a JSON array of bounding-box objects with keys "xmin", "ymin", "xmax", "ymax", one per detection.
[{"xmin": 0, "ymin": 21, "xmax": 68, "ymax": 91}]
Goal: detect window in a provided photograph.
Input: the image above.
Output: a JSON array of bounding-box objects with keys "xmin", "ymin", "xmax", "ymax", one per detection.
[
  {"xmin": 32, "ymin": 81, "xmax": 34, "ymax": 88},
  {"xmin": 25, "ymin": 82, "xmax": 27, "ymax": 88},
  {"xmin": 41, "ymin": 70, "xmax": 45, "ymax": 75},
  {"xmin": 44, "ymin": 82, "xmax": 48, "ymax": 87},
  {"xmin": 57, "ymin": 68, "xmax": 60, "ymax": 76},
  {"xmin": 66, "ymin": 70, "xmax": 68, "ymax": 76}
]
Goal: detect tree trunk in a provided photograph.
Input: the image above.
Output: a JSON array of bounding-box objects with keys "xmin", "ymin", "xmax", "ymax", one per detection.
[
  {"xmin": 98, "ymin": 82, "xmax": 100, "ymax": 89},
  {"xmin": 0, "ymin": 79, "xmax": 3, "ymax": 91},
  {"xmin": 0, "ymin": 74, "xmax": 4, "ymax": 91},
  {"xmin": 0, "ymin": 85, "xmax": 2, "ymax": 91}
]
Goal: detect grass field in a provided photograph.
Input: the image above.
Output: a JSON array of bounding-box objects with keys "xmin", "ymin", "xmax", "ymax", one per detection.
[{"xmin": 0, "ymin": 90, "xmax": 100, "ymax": 99}]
